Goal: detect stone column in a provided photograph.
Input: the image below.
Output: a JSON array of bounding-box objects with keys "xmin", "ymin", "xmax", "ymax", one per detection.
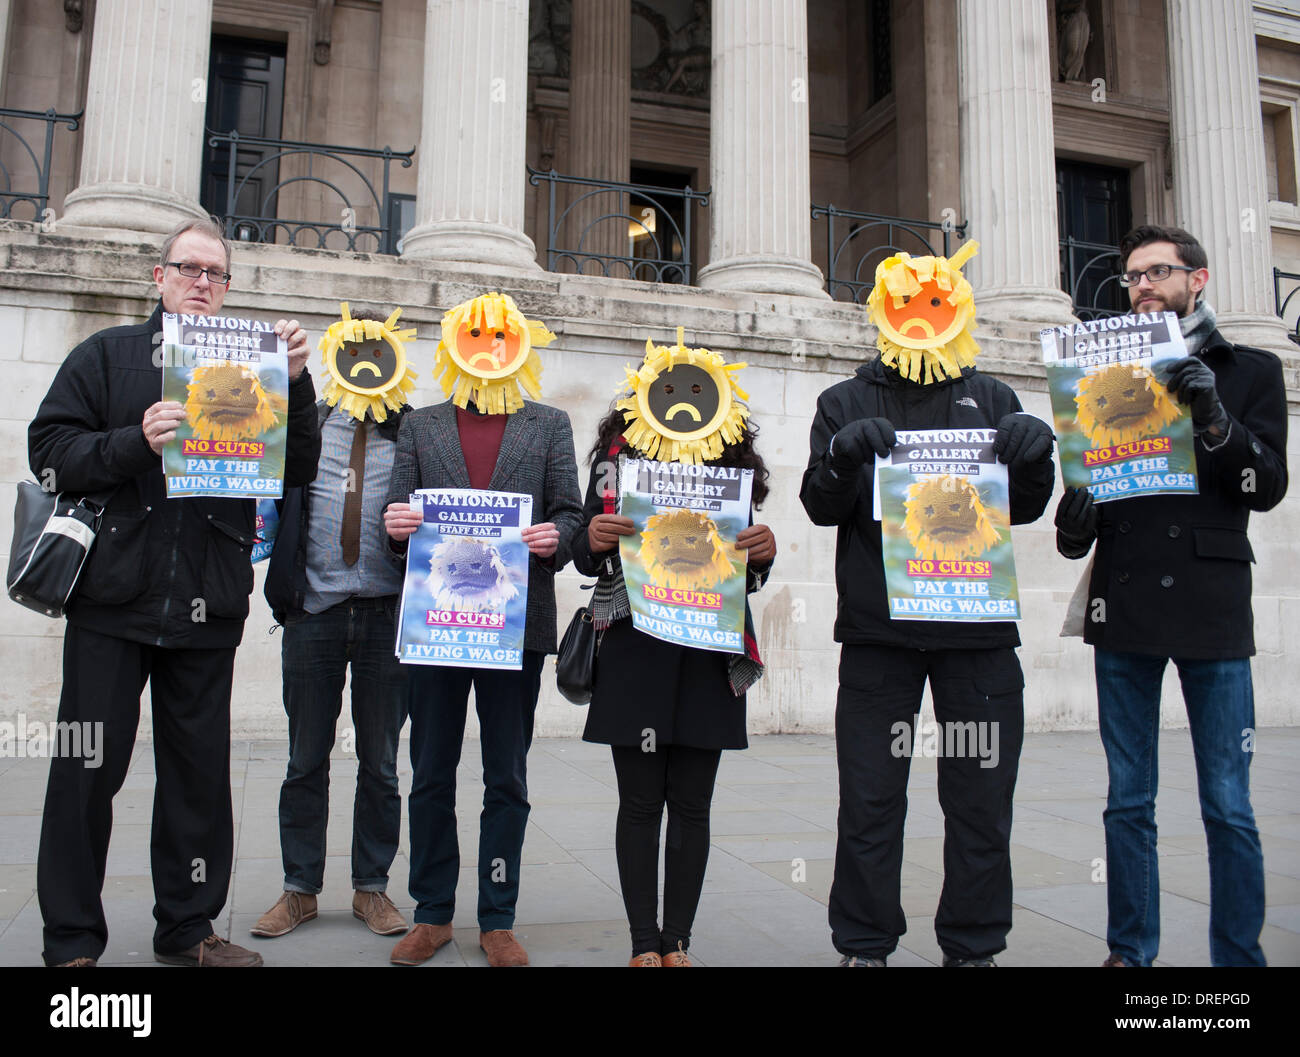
[
  {"xmin": 401, "ymin": 0, "xmax": 538, "ymax": 269},
  {"xmin": 566, "ymin": 0, "xmax": 630, "ymax": 274},
  {"xmin": 60, "ymin": 0, "xmax": 211, "ymax": 233},
  {"xmin": 0, "ymin": 0, "xmax": 12, "ymax": 102},
  {"xmin": 957, "ymin": 0, "xmax": 1073, "ymax": 322},
  {"xmin": 1167, "ymin": 0, "xmax": 1287, "ymax": 349},
  {"xmin": 697, "ymin": 0, "xmax": 827, "ymax": 298}
]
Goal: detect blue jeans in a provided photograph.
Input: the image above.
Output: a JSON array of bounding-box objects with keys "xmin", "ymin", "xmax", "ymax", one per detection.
[
  {"xmin": 406, "ymin": 651, "xmax": 543, "ymax": 931},
  {"xmin": 1094, "ymin": 647, "xmax": 1266, "ymax": 967},
  {"xmin": 279, "ymin": 597, "xmax": 408, "ymax": 893}
]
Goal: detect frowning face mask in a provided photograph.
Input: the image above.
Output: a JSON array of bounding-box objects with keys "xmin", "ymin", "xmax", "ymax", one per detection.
[
  {"xmin": 867, "ymin": 241, "xmax": 981, "ymax": 385},
  {"xmin": 432, "ymin": 292, "xmax": 556, "ymax": 415},
  {"xmin": 615, "ymin": 327, "xmax": 750, "ymax": 465},
  {"xmin": 319, "ymin": 302, "xmax": 418, "ymax": 421}
]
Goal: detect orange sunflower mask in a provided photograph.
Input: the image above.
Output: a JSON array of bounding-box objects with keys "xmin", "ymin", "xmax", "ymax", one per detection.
[{"xmin": 867, "ymin": 241, "xmax": 981, "ymax": 385}]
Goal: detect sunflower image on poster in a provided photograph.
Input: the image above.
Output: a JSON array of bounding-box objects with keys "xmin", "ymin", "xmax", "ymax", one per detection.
[
  {"xmin": 1042, "ymin": 352, "xmax": 1198, "ymax": 501},
  {"xmin": 638, "ymin": 508, "xmax": 738, "ymax": 591},
  {"xmin": 160, "ymin": 327, "xmax": 290, "ymax": 498},
  {"xmin": 396, "ymin": 489, "xmax": 532, "ymax": 670},
  {"xmin": 878, "ymin": 460, "xmax": 1020, "ymax": 622},
  {"xmin": 618, "ymin": 458, "xmax": 753, "ymax": 654},
  {"xmin": 1074, "ymin": 362, "xmax": 1182, "ymax": 448},
  {"xmin": 183, "ymin": 362, "xmax": 287, "ymax": 442},
  {"xmin": 902, "ymin": 475, "xmax": 1001, "ymax": 561},
  {"xmin": 426, "ymin": 536, "xmax": 519, "ymax": 613}
]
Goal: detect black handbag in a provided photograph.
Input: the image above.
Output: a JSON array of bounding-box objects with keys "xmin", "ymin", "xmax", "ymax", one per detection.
[
  {"xmin": 555, "ymin": 598, "xmax": 597, "ymax": 705},
  {"xmin": 7, "ymin": 482, "xmax": 113, "ymax": 618}
]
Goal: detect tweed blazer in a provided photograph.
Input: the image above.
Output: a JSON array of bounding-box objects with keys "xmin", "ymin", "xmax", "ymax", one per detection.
[{"xmin": 384, "ymin": 399, "xmax": 584, "ymax": 654}]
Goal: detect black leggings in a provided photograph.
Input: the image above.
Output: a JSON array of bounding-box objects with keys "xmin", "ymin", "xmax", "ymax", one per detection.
[{"xmin": 611, "ymin": 744, "xmax": 722, "ymax": 956}]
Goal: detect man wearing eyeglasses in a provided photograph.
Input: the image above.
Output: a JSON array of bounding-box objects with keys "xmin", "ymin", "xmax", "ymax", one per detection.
[
  {"xmin": 1054, "ymin": 225, "xmax": 1288, "ymax": 967},
  {"xmin": 28, "ymin": 217, "xmax": 322, "ymax": 967}
]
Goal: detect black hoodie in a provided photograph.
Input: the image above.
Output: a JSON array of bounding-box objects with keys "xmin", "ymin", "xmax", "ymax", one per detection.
[{"xmin": 800, "ymin": 358, "xmax": 1053, "ymax": 650}]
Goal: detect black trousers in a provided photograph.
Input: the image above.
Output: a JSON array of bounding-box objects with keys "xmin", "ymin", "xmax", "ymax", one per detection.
[
  {"xmin": 38, "ymin": 625, "xmax": 236, "ymax": 964},
  {"xmin": 829, "ymin": 644, "xmax": 1025, "ymax": 961},
  {"xmin": 611, "ymin": 744, "xmax": 722, "ymax": 956}
]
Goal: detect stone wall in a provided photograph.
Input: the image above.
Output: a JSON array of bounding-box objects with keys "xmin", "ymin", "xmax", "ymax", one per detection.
[{"xmin": 2, "ymin": 228, "xmax": 1297, "ymax": 744}]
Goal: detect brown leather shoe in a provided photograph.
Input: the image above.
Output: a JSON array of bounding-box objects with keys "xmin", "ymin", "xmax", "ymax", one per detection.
[
  {"xmin": 1102, "ymin": 952, "xmax": 1129, "ymax": 966},
  {"xmin": 155, "ymin": 934, "xmax": 263, "ymax": 967},
  {"xmin": 54, "ymin": 956, "xmax": 97, "ymax": 967},
  {"xmin": 250, "ymin": 891, "xmax": 317, "ymax": 937},
  {"xmin": 629, "ymin": 952, "xmax": 662, "ymax": 967},
  {"xmin": 390, "ymin": 922, "xmax": 454, "ymax": 965},
  {"xmin": 661, "ymin": 941, "xmax": 692, "ymax": 967},
  {"xmin": 479, "ymin": 929, "xmax": 529, "ymax": 967},
  {"xmin": 353, "ymin": 890, "xmax": 408, "ymax": 936}
]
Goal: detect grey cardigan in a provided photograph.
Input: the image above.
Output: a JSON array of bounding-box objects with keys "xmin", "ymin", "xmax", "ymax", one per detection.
[{"xmin": 384, "ymin": 399, "xmax": 584, "ymax": 654}]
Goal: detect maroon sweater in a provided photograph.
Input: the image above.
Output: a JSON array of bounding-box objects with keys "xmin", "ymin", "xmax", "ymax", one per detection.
[{"xmin": 456, "ymin": 405, "xmax": 508, "ymax": 488}]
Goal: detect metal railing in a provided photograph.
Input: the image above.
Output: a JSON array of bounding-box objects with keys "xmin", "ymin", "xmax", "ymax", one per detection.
[
  {"xmin": 1274, "ymin": 268, "xmax": 1300, "ymax": 346},
  {"xmin": 206, "ymin": 129, "xmax": 415, "ymax": 253},
  {"xmin": 812, "ymin": 204, "xmax": 969, "ymax": 303},
  {"xmin": 0, "ymin": 107, "xmax": 82, "ymax": 222},
  {"xmin": 1060, "ymin": 237, "xmax": 1128, "ymax": 321},
  {"xmin": 527, "ymin": 167, "xmax": 708, "ymax": 284}
]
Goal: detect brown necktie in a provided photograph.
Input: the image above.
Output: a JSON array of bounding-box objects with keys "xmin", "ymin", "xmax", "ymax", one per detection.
[{"xmin": 341, "ymin": 422, "xmax": 366, "ymax": 566}]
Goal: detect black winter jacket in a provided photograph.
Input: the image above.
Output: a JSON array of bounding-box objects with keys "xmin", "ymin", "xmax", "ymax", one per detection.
[
  {"xmin": 800, "ymin": 358, "xmax": 1054, "ymax": 650},
  {"xmin": 28, "ymin": 302, "xmax": 321, "ymax": 649},
  {"xmin": 1058, "ymin": 330, "xmax": 1288, "ymax": 659}
]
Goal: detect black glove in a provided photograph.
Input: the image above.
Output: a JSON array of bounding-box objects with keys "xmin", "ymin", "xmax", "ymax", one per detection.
[
  {"xmin": 829, "ymin": 418, "xmax": 896, "ymax": 474},
  {"xmin": 1054, "ymin": 486, "xmax": 1097, "ymax": 551},
  {"xmin": 1163, "ymin": 356, "xmax": 1229, "ymax": 435},
  {"xmin": 993, "ymin": 413, "xmax": 1054, "ymax": 467}
]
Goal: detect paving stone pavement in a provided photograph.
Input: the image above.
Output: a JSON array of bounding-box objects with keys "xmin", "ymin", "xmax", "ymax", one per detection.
[{"xmin": 1, "ymin": 729, "xmax": 1296, "ymax": 968}]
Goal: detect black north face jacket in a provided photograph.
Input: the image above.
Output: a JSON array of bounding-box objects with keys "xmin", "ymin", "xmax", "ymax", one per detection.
[
  {"xmin": 28, "ymin": 302, "xmax": 321, "ymax": 649},
  {"xmin": 800, "ymin": 358, "xmax": 1054, "ymax": 650}
]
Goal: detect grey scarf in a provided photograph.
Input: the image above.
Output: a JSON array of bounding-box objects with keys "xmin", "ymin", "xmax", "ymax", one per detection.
[{"xmin": 1180, "ymin": 299, "xmax": 1217, "ymax": 357}]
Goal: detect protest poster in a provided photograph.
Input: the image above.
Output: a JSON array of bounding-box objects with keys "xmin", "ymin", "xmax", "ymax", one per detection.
[
  {"xmin": 160, "ymin": 313, "xmax": 290, "ymax": 498},
  {"xmin": 1039, "ymin": 312, "xmax": 1198, "ymax": 503},
  {"xmin": 876, "ymin": 428, "xmax": 1021, "ymax": 622},
  {"xmin": 618, "ymin": 458, "xmax": 752, "ymax": 654},
  {"xmin": 251, "ymin": 499, "xmax": 279, "ymax": 564},
  {"xmin": 395, "ymin": 489, "xmax": 532, "ymax": 670}
]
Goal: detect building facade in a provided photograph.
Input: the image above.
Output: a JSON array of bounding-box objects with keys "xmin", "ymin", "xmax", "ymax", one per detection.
[{"xmin": 1, "ymin": 0, "xmax": 1297, "ymax": 739}]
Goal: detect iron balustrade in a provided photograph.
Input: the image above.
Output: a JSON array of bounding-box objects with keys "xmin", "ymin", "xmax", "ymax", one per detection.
[
  {"xmin": 206, "ymin": 129, "xmax": 415, "ymax": 253},
  {"xmin": 0, "ymin": 107, "xmax": 82, "ymax": 222},
  {"xmin": 527, "ymin": 167, "xmax": 708, "ymax": 284},
  {"xmin": 1274, "ymin": 268, "xmax": 1300, "ymax": 346},
  {"xmin": 812, "ymin": 204, "xmax": 969, "ymax": 304},
  {"xmin": 1060, "ymin": 236, "xmax": 1128, "ymax": 321}
]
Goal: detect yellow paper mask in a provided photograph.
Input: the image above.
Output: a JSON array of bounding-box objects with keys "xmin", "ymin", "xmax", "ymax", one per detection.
[
  {"xmin": 432, "ymin": 292, "xmax": 556, "ymax": 415},
  {"xmin": 185, "ymin": 362, "xmax": 283, "ymax": 442},
  {"xmin": 1074, "ymin": 363, "xmax": 1182, "ymax": 448},
  {"xmin": 319, "ymin": 302, "xmax": 419, "ymax": 422},
  {"xmin": 902, "ymin": 475, "xmax": 1001, "ymax": 561},
  {"xmin": 640, "ymin": 508, "xmax": 737, "ymax": 591},
  {"xmin": 867, "ymin": 241, "xmax": 981, "ymax": 384},
  {"xmin": 616, "ymin": 327, "xmax": 750, "ymax": 465}
]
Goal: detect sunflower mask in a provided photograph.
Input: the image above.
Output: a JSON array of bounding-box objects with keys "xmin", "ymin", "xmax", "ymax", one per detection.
[
  {"xmin": 1074, "ymin": 362, "xmax": 1182, "ymax": 448},
  {"xmin": 615, "ymin": 327, "xmax": 750, "ymax": 466},
  {"xmin": 432, "ymin": 292, "xmax": 556, "ymax": 415},
  {"xmin": 867, "ymin": 241, "xmax": 981, "ymax": 385},
  {"xmin": 902, "ymin": 475, "xmax": 1001, "ymax": 561},
  {"xmin": 319, "ymin": 302, "xmax": 419, "ymax": 422}
]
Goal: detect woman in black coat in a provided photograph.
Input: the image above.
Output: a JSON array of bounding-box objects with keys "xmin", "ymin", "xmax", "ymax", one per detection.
[{"xmin": 570, "ymin": 394, "xmax": 776, "ymax": 967}]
